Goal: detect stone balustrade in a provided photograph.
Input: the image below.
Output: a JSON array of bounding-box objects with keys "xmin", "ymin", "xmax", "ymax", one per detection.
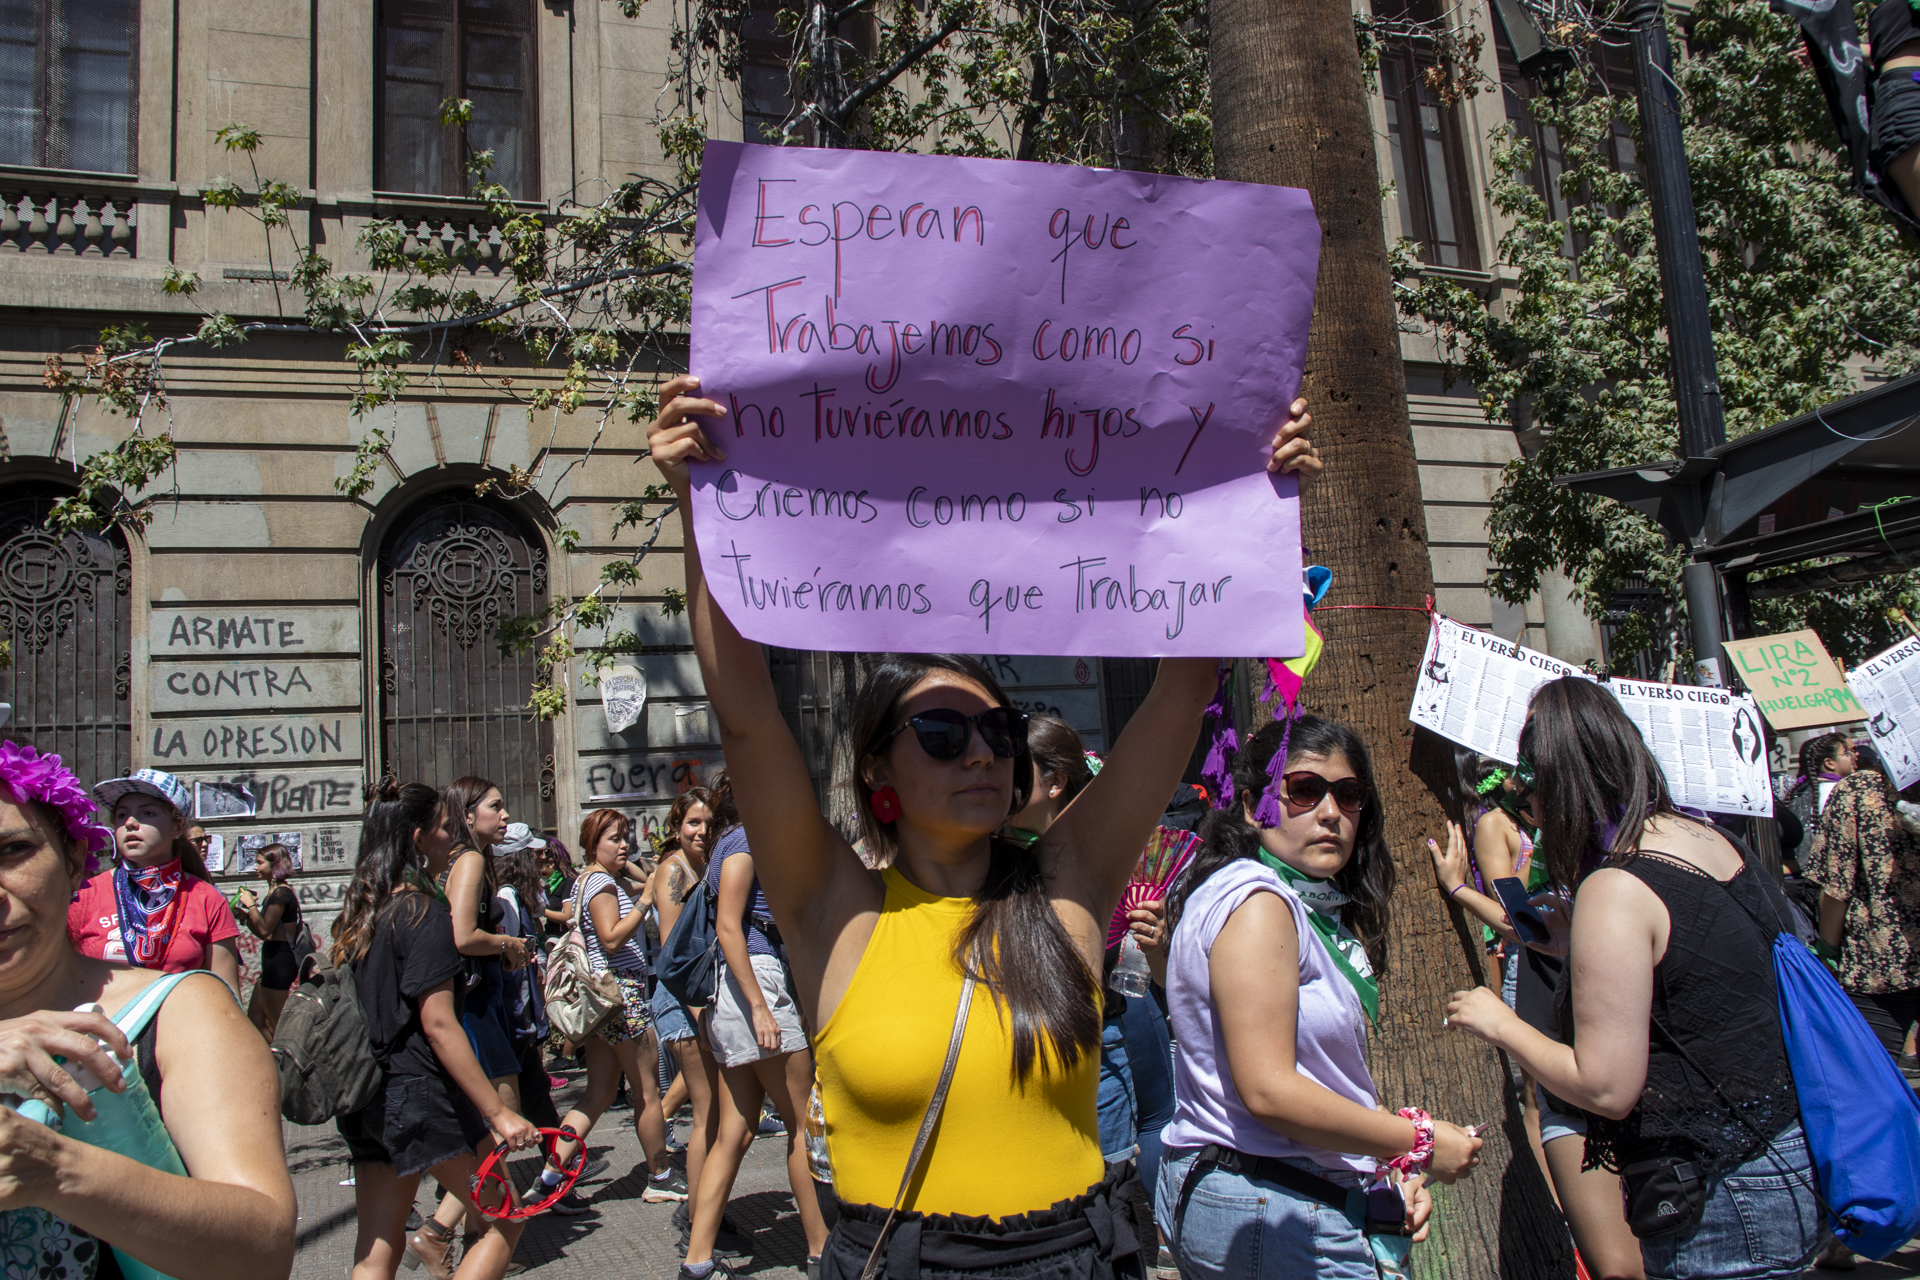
[{"xmin": 0, "ymin": 189, "xmax": 138, "ymax": 257}]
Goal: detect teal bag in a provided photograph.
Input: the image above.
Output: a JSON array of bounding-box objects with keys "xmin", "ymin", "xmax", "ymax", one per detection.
[{"xmin": 5, "ymin": 972, "xmax": 194, "ymax": 1280}]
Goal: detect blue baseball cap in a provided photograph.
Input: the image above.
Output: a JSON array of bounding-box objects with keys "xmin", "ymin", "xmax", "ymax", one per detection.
[{"xmin": 93, "ymin": 768, "xmax": 193, "ymax": 817}]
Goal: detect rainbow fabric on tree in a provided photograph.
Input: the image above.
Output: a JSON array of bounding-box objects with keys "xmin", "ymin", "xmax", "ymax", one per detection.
[{"xmin": 1204, "ymin": 566, "xmax": 1331, "ymax": 819}]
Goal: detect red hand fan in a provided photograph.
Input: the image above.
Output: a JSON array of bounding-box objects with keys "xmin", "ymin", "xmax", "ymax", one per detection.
[
  {"xmin": 471, "ymin": 1126, "xmax": 584, "ymax": 1220},
  {"xmin": 1106, "ymin": 826, "xmax": 1202, "ymax": 947}
]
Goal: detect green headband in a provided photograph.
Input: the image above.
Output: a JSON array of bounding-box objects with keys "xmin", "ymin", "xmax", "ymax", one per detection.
[{"xmin": 1474, "ymin": 767, "xmax": 1511, "ymax": 797}]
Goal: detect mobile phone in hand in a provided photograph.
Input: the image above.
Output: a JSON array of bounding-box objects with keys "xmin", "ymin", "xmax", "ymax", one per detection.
[{"xmin": 1491, "ymin": 877, "xmax": 1550, "ymax": 945}]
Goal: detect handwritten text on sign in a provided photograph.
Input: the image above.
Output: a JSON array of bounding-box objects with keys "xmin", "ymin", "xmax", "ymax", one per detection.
[{"xmin": 687, "ymin": 142, "xmax": 1319, "ymax": 656}]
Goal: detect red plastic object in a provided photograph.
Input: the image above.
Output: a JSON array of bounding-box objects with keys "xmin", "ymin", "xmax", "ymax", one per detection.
[{"xmin": 471, "ymin": 1127, "xmax": 584, "ymax": 1220}]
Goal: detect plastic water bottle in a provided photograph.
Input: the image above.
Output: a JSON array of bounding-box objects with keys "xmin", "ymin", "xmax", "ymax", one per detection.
[
  {"xmin": 17, "ymin": 1004, "xmax": 184, "ymax": 1280},
  {"xmin": 1108, "ymin": 934, "xmax": 1152, "ymax": 998}
]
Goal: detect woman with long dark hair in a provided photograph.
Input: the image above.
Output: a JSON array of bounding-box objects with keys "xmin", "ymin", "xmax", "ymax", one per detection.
[
  {"xmin": 330, "ymin": 780, "xmax": 539, "ymax": 1280},
  {"xmin": 647, "ymin": 375, "xmax": 1322, "ymax": 1280},
  {"xmin": 69, "ymin": 768, "xmax": 240, "ymax": 991},
  {"xmin": 1781, "ymin": 732, "xmax": 1856, "ymax": 865},
  {"xmin": 1444, "ymin": 677, "xmax": 1824, "ymax": 1279},
  {"xmin": 1155, "ymin": 716, "xmax": 1479, "ymax": 1277},
  {"xmin": 235, "ymin": 841, "xmax": 302, "ymax": 1041}
]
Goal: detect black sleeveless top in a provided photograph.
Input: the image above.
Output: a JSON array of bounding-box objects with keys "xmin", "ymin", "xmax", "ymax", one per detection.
[{"xmin": 1567, "ymin": 849, "xmax": 1800, "ymax": 1178}]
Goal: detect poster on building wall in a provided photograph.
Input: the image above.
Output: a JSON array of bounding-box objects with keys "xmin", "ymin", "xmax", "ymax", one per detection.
[
  {"xmin": 688, "ymin": 141, "xmax": 1320, "ymax": 657},
  {"xmin": 236, "ymin": 830, "xmax": 304, "ymax": 872},
  {"xmin": 1409, "ymin": 616, "xmax": 1588, "ymax": 764},
  {"xmin": 204, "ymin": 832, "xmax": 226, "ymax": 874},
  {"xmin": 194, "ymin": 780, "xmax": 257, "ymax": 821},
  {"xmin": 599, "ymin": 663, "xmax": 647, "ymax": 735},
  {"xmin": 1845, "ymin": 634, "xmax": 1920, "ymax": 790},
  {"xmin": 1605, "ymin": 678, "xmax": 1773, "ymax": 817}
]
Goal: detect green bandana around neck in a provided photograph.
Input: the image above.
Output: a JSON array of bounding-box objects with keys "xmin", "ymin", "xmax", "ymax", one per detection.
[
  {"xmin": 404, "ymin": 866, "xmax": 450, "ymax": 907},
  {"xmin": 1257, "ymin": 851, "xmax": 1379, "ymax": 1028},
  {"xmin": 1003, "ymin": 826, "xmax": 1043, "ymax": 849}
]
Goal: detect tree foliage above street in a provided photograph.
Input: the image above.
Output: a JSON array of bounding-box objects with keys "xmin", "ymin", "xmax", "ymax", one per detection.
[{"xmin": 1394, "ymin": 0, "xmax": 1920, "ymax": 665}]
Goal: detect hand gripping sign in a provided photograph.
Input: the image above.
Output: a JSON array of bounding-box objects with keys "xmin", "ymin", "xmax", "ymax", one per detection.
[{"xmin": 687, "ymin": 142, "xmax": 1321, "ymax": 658}]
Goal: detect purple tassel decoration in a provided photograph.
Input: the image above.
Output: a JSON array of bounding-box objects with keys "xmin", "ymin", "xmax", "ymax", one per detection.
[
  {"xmin": 1252, "ymin": 702, "xmax": 1300, "ymax": 827},
  {"xmin": 1200, "ymin": 663, "xmax": 1238, "ymax": 810}
]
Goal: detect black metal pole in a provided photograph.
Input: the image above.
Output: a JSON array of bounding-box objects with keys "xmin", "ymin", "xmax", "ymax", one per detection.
[{"xmin": 1624, "ymin": 0, "xmax": 1730, "ymax": 682}]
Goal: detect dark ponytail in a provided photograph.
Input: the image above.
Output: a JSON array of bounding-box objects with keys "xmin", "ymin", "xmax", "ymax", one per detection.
[
  {"xmin": 847, "ymin": 653, "xmax": 1093, "ymax": 1085},
  {"xmin": 1168, "ymin": 715, "xmax": 1396, "ymax": 974},
  {"xmin": 331, "ymin": 779, "xmax": 441, "ymax": 964}
]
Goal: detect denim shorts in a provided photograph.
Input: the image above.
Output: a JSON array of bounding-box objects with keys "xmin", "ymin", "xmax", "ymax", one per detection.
[
  {"xmin": 1536, "ymin": 1082, "xmax": 1588, "ymax": 1146},
  {"xmin": 1097, "ymin": 1013, "xmax": 1138, "ymax": 1163},
  {"xmin": 650, "ymin": 979, "xmax": 696, "ymax": 1044},
  {"xmin": 1638, "ymin": 1122, "xmax": 1826, "ymax": 1280},
  {"xmin": 336, "ymin": 1072, "xmax": 489, "ymax": 1178},
  {"xmin": 1155, "ymin": 1145, "xmax": 1375, "ymax": 1279}
]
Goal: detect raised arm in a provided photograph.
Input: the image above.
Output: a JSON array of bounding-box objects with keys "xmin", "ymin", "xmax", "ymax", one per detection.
[
  {"xmin": 1049, "ymin": 658, "xmax": 1216, "ymax": 913},
  {"xmin": 647, "ymin": 376, "xmax": 863, "ymax": 933},
  {"xmin": 1044, "ymin": 397, "xmax": 1322, "ymax": 914}
]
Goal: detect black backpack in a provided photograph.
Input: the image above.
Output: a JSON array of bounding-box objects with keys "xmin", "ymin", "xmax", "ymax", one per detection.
[
  {"xmin": 270, "ymin": 951, "xmax": 382, "ymax": 1125},
  {"xmin": 657, "ymin": 879, "xmax": 722, "ymax": 1007}
]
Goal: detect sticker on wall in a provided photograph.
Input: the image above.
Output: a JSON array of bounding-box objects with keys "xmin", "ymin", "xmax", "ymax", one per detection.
[
  {"xmin": 600, "ymin": 663, "xmax": 647, "ymax": 736},
  {"xmin": 194, "ymin": 780, "xmax": 257, "ymax": 821}
]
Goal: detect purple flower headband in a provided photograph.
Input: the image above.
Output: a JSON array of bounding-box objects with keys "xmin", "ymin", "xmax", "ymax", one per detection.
[{"xmin": 0, "ymin": 741, "xmax": 111, "ymax": 869}]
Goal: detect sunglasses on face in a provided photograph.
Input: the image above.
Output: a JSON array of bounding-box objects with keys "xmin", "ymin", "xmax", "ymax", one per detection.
[
  {"xmin": 1279, "ymin": 771, "xmax": 1368, "ymax": 815},
  {"xmin": 874, "ymin": 706, "xmax": 1030, "ymax": 762}
]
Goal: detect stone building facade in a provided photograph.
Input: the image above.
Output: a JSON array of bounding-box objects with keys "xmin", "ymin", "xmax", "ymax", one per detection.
[{"xmin": 0, "ymin": 0, "xmax": 1598, "ymax": 944}]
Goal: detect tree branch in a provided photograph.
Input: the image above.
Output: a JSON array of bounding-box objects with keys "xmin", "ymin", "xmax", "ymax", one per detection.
[{"xmin": 827, "ymin": 10, "xmax": 974, "ymax": 130}]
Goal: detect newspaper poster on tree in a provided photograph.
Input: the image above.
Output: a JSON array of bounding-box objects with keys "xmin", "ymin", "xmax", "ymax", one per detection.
[
  {"xmin": 1409, "ymin": 616, "xmax": 1586, "ymax": 763},
  {"xmin": 1606, "ymin": 678, "xmax": 1773, "ymax": 817},
  {"xmin": 1845, "ymin": 634, "xmax": 1920, "ymax": 790},
  {"xmin": 687, "ymin": 142, "xmax": 1321, "ymax": 657},
  {"xmin": 1410, "ymin": 617, "xmax": 1773, "ymax": 815}
]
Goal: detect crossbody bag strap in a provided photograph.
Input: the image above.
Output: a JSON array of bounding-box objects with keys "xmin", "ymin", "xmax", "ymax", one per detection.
[{"xmin": 859, "ymin": 973, "xmax": 976, "ymax": 1280}]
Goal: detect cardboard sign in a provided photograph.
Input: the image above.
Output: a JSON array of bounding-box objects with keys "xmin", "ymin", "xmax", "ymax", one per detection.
[
  {"xmin": 1846, "ymin": 634, "xmax": 1920, "ymax": 790},
  {"xmin": 688, "ymin": 141, "xmax": 1320, "ymax": 656},
  {"xmin": 1723, "ymin": 629, "xmax": 1862, "ymax": 729}
]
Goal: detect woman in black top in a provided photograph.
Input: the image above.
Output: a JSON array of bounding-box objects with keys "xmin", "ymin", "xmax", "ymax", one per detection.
[
  {"xmin": 236, "ymin": 840, "xmax": 302, "ymax": 1041},
  {"xmin": 330, "ymin": 781, "xmax": 539, "ymax": 1280},
  {"xmin": 1443, "ymin": 678, "xmax": 1823, "ymax": 1280}
]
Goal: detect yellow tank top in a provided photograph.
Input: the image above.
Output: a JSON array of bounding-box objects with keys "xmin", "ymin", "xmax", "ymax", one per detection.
[{"xmin": 813, "ymin": 867, "xmax": 1104, "ymax": 1218}]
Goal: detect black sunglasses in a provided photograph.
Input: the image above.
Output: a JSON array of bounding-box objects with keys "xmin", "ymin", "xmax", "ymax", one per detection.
[
  {"xmin": 874, "ymin": 706, "xmax": 1029, "ymax": 762},
  {"xmin": 1279, "ymin": 771, "xmax": 1368, "ymax": 815}
]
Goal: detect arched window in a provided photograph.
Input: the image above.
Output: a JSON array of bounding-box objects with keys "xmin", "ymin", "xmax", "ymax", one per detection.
[
  {"xmin": 378, "ymin": 493, "xmax": 554, "ymax": 829},
  {"xmin": 0, "ymin": 493, "xmax": 131, "ymax": 782}
]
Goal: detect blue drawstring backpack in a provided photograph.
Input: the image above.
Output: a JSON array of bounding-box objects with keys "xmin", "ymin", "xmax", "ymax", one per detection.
[
  {"xmin": 1770, "ymin": 924, "xmax": 1920, "ymax": 1258},
  {"xmin": 1711, "ymin": 854, "xmax": 1920, "ymax": 1260}
]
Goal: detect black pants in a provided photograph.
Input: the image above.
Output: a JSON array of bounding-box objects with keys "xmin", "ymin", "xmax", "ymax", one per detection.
[
  {"xmin": 1848, "ymin": 987, "xmax": 1920, "ymax": 1059},
  {"xmin": 515, "ymin": 1037, "xmax": 561, "ymax": 1129},
  {"xmin": 819, "ymin": 1164, "xmax": 1144, "ymax": 1279}
]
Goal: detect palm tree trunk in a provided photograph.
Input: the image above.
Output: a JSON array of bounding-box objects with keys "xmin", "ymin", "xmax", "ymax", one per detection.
[{"xmin": 1210, "ymin": 2, "xmax": 1576, "ymax": 1274}]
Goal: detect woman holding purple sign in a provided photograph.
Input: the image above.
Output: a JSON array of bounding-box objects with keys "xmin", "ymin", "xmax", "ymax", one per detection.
[{"xmin": 647, "ymin": 374, "xmax": 1321, "ymax": 1280}]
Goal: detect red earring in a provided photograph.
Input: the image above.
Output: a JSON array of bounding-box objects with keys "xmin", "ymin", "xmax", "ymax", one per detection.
[{"xmin": 869, "ymin": 785, "xmax": 902, "ymax": 823}]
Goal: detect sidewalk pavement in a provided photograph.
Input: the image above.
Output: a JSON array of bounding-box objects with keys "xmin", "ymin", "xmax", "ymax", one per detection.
[{"xmin": 289, "ymin": 1075, "xmax": 811, "ymax": 1279}]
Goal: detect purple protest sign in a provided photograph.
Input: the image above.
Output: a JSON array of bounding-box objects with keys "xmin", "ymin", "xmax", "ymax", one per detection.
[{"xmin": 687, "ymin": 141, "xmax": 1318, "ymax": 657}]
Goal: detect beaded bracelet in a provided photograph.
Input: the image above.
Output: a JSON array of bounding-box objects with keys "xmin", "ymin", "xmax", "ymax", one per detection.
[{"xmin": 1388, "ymin": 1107, "xmax": 1435, "ymax": 1179}]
